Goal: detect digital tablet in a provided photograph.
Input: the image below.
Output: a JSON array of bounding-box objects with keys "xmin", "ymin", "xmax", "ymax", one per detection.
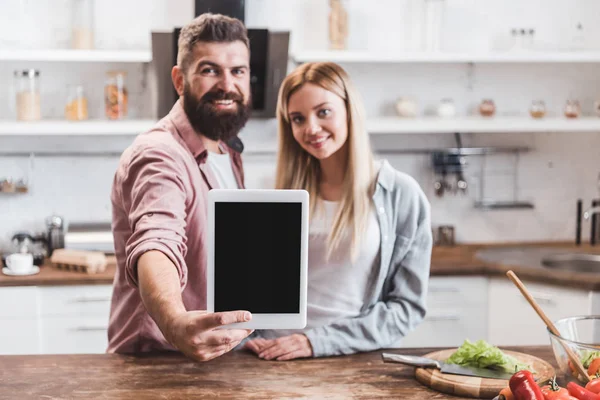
[{"xmin": 207, "ymin": 189, "xmax": 309, "ymax": 329}]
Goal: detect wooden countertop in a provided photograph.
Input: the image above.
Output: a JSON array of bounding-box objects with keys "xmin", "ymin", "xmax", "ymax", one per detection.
[
  {"xmin": 432, "ymin": 242, "xmax": 600, "ymax": 290},
  {"xmin": 0, "ymin": 346, "xmax": 554, "ymax": 399},
  {"xmin": 2, "ymin": 241, "xmax": 600, "ymax": 289}
]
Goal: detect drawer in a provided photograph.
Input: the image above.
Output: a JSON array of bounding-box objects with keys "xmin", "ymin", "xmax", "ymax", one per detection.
[
  {"xmin": 40, "ymin": 316, "xmax": 109, "ymax": 354},
  {"xmin": 38, "ymin": 285, "xmax": 113, "ymax": 317},
  {"xmin": 0, "ymin": 318, "xmax": 40, "ymax": 355},
  {"xmin": 427, "ymin": 277, "xmax": 488, "ymax": 307},
  {"xmin": 399, "ymin": 306, "xmax": 488, "ymax": 348},
  {"xmin": 488, "ymin": 277, "xmax": 591, "ymax": 346},
  {"xmin": 0, "ymin": 286, "xmax": 39, "ymax": 318}
]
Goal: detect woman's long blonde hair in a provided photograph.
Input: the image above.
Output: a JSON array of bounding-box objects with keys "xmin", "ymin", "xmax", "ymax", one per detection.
[{"xmin": 275, "ymin": 62, "xmax": 376, "ymax": 260}]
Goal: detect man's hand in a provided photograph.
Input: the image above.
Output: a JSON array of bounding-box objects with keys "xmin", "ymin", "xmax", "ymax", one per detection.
[
  {"xmin": 165, "ymin": 310, "xmax": 253, "ymax": 362},
  {"xmin": 247, "ymin": 334, "xmax": 313, "ymax": 361}
]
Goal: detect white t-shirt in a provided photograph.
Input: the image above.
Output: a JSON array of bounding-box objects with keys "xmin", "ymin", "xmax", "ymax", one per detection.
[
  {"xmin": 259, "ymin": 199, "xmax": 381, "ymax": 338},
  {"xmin": 206, "ymin": 151, "xmax": 239, "ymax": 189}
]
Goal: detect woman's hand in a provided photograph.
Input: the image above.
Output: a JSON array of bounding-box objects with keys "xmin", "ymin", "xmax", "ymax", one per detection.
[{"xmin": 246, "ymin": 334, "xmax": 314, "ymax": 361}]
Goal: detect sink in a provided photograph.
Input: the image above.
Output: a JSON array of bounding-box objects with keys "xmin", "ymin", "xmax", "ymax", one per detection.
[
  {"xmin": 475, "ymin": 246, "xmax": 600, "ymax": 274},
  {"xmin": 541, "ymin": 253, "xmax": 600, "ymax": 273}
]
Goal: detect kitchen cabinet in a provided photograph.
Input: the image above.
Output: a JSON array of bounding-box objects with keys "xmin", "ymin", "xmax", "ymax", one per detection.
[
  {"xmin": 488, "ymin": 277, "xmax": 591, "ymax": 346},
  {"xmin": 0, "ymin": 285, "xmax": 112, "ymax": 355},
  {"xmin": 399, "ymin": 277, "xmax": 489, "ymax": 348}
]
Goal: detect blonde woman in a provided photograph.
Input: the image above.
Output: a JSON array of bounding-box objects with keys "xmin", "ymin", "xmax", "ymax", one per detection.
[{"xmin": 245, "ymin": 62, "xmax": 432, "ymax": 360}]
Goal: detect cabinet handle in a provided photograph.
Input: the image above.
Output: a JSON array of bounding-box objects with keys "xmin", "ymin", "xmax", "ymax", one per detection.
[
  {"xmin": 72, "ymin": 326, "xmax": 107, "ymax": 332},
  {"xmin": 427, "ymin": 314, "xmax": 460, "ymax": 321},
  {"xmin": 72, "ymin": 296, "xmax": 111, "ymax": 303},
  {"xmin": 429, "ymin": 287, "xmax": 460, "ymax": 293}
]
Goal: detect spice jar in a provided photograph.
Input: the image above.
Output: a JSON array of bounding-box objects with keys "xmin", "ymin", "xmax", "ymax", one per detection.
[
  {"xmin": 71, "ymin": 0, "xmax": 94, "ymax": 49},
  {"xmin": 395, "ymin": 97, "xmax": 418, "ymax": 118},
  {"xmin": 65, "ymin": 85, "xmax": 88, "ymax": 121},
  {"xmin": 529, "ymin": 100, "xmax": 546, "ymax": 119},
  {"xmin": 564, "ymin": 100, "xmax": 581, "ymax": 119},
  {"xmin": 479, "ymin": 99, "xmax": 496, "ymax": 117},
  {"xmin": 105, "ymin": 71, "xmax": 128, "ymax": 120},
  {"xmin": 437, "ymin": 98, "xmax": 456, "ymax": 118},
  {"xmin": 14, "ymin": 69, "xmax": 41, "ymax": 121}
]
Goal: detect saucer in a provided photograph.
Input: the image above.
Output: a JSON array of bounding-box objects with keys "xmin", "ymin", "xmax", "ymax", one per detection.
[{"xmin": 2, "ymin": 266, "xmax": 40, "ymax": 276}]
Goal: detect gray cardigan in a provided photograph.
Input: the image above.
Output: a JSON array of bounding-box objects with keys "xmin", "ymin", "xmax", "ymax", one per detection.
[{"xmin": 303, "ymin": 159, "xmax": 432, "ymax": 357}]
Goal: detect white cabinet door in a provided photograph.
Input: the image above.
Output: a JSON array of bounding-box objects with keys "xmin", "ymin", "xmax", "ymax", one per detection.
[
  {"xmin": 488, "ymin": 277, "xmax": 591, "ymax": 346},
  {"xmin": 38, "ymin": 285, "xmax": 112, "ymax": 354},
  {"xmin": 38, "ymin": 285, "xmax": 113, "ymax": 317},
  {"xmin": 399, "ymin": 277, "xmax": 489, "ymax": 348},
  {"xmin": 0, "ymin": 318, "xmax": 40, "ymax": 355},
  {"xmin": 40, "ymin": 316, "xmax": 109, "ymax": 354},
  {"xmin": 0, "ymin": 286, "xmax": 40, "ymax": 355}
]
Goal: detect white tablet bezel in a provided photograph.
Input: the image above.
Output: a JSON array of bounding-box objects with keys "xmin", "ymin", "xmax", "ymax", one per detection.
[{"xmin": 207, "ymin": 189, "xmax": 309, "ymax": 329}]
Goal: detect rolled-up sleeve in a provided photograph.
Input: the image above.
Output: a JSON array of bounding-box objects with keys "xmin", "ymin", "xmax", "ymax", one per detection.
[
  {"xmin": 305, "ymin": 177, "xmax": 432, "ymax": 357},
  {"xmin": 116, "ymin": 143, "xmax": 189, "ymax": 289}
]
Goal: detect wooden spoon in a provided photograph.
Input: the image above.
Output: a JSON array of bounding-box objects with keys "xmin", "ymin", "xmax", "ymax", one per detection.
[{"xmin": 506, "ymin": 270, "xmax": 590, "ymax": 383}]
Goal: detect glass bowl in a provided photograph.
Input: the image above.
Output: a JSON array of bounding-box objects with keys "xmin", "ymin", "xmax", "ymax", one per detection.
[{"xmin": 548, "ymin": 316, "xmax": 600, "ymax": 383}]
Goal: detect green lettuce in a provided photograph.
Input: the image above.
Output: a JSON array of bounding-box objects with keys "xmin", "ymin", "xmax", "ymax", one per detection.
[
  {"xmin": 580, "ymin": 350, "xmax": 600, "ymax": 368},
  {"xmin": 445, "ymin": 339, "xmax": 533, "ymax": 373}
]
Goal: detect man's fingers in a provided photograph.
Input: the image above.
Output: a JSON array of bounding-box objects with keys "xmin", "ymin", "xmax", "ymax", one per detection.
[
  {"xmin": 244, "ymin": 340, "xmax": 261, "ymax": 354},
  {"xmin": 194, "ymin": 310, "xmax": 252, "ymax": 331},
  {"xmin": 202, "ymin": 329, "xmax": 253, "ymax": 346},
  {"xmin": 191, "ymin": 340, "xmax": 242, "ymax": 362}
]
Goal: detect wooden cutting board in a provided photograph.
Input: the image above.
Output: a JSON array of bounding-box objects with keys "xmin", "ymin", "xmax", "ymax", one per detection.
[{"xmin": 414, "ymin": 348, "xmax": 555, "ymax": 399}]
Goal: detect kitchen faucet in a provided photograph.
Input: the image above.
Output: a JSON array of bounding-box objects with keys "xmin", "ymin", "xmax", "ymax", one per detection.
[{"xmin": 583, "ymin": 206, "xmax": 600, "ymax": 220}]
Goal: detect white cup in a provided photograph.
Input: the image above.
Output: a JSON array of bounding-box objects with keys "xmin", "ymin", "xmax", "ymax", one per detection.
[{"xmin": 5, "ymin": 253, "xmax": 34, "ymax": 273}]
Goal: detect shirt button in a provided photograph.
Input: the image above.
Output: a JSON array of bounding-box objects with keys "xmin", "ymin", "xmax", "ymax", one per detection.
[
  {"xmin": 378, "ymin": 207, "xmax": 385, "ymax": 215},
  {"xmin": 383, "ymin": 235, "xmax": 388, "ymax": 241}
]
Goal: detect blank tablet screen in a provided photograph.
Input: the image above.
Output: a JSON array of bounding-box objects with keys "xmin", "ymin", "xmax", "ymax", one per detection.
[{"xmin": 214, "ymin": 202, "xmax": 302, "ymax": 313}]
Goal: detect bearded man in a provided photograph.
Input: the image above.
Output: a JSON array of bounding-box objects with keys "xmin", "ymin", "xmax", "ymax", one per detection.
[{"xmin": 108, "ymin": 13, "xmax": 254, "ymax": 362}]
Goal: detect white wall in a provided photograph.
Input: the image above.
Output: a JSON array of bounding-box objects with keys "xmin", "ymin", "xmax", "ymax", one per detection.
[{"xmin": 1, "ymin": 0, "xmax": 600, "ymax": 248}]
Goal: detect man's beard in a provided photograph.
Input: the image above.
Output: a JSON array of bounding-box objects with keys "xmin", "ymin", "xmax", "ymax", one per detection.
[{"xmin": 183, "ymin": 83, "xmax": 251, "ymax": 142}]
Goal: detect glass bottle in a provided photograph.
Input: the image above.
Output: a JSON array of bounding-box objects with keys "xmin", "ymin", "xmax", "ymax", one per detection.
[
  {"xmin": 328, "ymin": 0, "xmax": 348, "ymax": 50},
  {"xmin": 105, "ymin": 71, "xmax": 128, "ymax": 120},
  {"xmin": 529, "ymin": 100, "xmax": 546, "ymax": 119},
  {"xmin": 71, "ymin": 0, "xmax": 94, "ymax": 49},
  {"xmin": 479, "ymin": 99, "xmax": 496, "ymax": 117},
  {"xmin": 14, "ymin": 69, "xmax": 41, "ymax": 121},
  {"xmin": 437, "ymin": 98, "xmax": 456, "ymax": 118},
  {"xmin": 65, "ymin": 85, "xmax": 88, "ymax": 121},
  {"xmin": 564, "ymin": 100, "xmax": 581, "ymax": 119}
]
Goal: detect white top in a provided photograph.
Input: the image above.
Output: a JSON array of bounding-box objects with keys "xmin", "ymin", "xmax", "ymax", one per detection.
[
  {"xmin": 206, "ymin": 151, "xmax": 239, "ymax": 189},
  {"xmin": 260, "ymin": 199, "xmax": 381, "ymax": 338}
]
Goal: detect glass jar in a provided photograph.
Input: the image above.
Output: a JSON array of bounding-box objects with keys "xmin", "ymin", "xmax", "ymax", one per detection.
[
  {"xmin": 65, "ymin": 85, "xmax": 88, "ymax": 121},
  {"xmin": 71, "ymin": 0, "xmax": 94, "ymax": 49},
  {"xmin": 437, "ymin": 98, "xmax": 456, "ymax": 118},
  {"xmin": 329, "ymin": 0, "xmax": 348, "ymax": 50},
  {"xmin": 479, "ymin": 99, "xmax": 496, "ymax": 117},
  {"xmin": 564, "ymin": 99, "xmax": 581, "ymax": 119},
  {"xmin": 14, "ymin": 69, "xmax": 41, "ymax": 121},
  {"xmin": 529, "ymin": 100, "xmax": 546, "ymax": 119},
  {"xmin": 105, "ymin": 71, "xmax": 128, "ymax": 120},
  {"xmin": 395, "ymin": 97, "xmax": 418, "ymax": 118}
]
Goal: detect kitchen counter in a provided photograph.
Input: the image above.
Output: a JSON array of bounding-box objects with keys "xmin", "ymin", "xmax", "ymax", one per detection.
[
  {"xmin": 432, "ymin": 242, "xmax": 600, "ymax": 290},
  {"xmin": 2, "ymin": 242, "xmax": 599, "ymax": 289},
  {"xmin": 0, "ymin": 346, "xmax": 554, "ymax": 399},
  {"xmin": 0, "ymin": 261, "xmax": 115, "ymax": 287}
]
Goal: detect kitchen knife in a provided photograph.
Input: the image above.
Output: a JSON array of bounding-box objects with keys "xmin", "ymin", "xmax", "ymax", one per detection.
[{"xmin": 381, "ymin": 353, "xmax": 514, "ymax": 380}]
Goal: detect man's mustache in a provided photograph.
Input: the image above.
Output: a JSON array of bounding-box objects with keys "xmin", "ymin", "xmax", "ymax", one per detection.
[{"xmin": 200, "ymin": 90, "xmax": 244, "ymax": 105}]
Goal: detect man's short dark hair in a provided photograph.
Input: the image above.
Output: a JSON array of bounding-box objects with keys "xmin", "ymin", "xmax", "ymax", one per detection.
[{"xmin": 177, "ymin": 13, "xmax": 249, "ymax": 72}]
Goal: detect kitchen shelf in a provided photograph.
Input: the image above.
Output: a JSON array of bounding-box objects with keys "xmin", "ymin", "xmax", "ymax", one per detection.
[
  {"xmin": 0, "ymin": 120, "xmax": 157, "ymax": 135},
  {"xmin": 0, "ymin": 49, "xmax": 152, "ymax": 63},
  {"xmin": 292, "ymin": 50, "xmax": 600, "ymax": 64},
  {"xmin": 367, "ymin": 116, "xmax": 600, "ymax": 134},
  {"xmin": 3, "ymin": 117, "xmax": 599, "ymax": 136}
]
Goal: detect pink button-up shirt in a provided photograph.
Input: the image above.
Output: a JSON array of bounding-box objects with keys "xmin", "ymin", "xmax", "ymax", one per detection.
[{"xmin": 107, "ymin": 100, "xmax": 244, "ymax": 353}]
